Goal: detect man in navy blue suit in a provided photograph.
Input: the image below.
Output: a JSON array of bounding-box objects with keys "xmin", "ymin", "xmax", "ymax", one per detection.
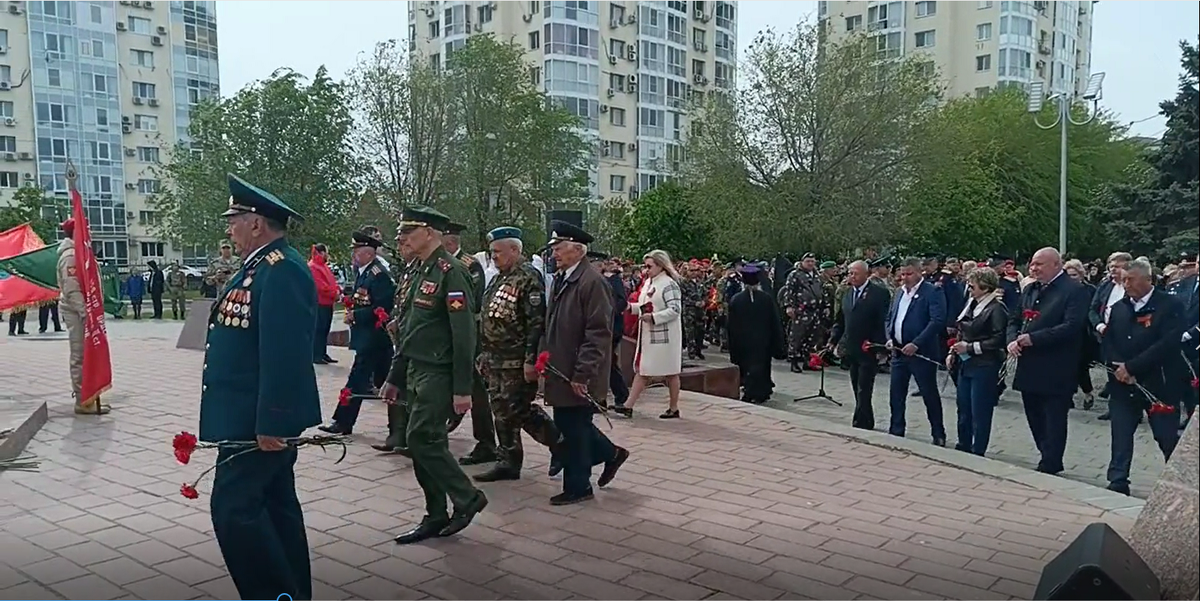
[
  {"xmin": 1006, "ymin": 247, "xmax": 1090, "ymax": 475},
  {"xmin": 1168, "ymin": 251, "xmax": 1198, "ymax": 425},
  {"xmin": 1102, "ymin": 258, "xmax": 1185, "ymax": 495},
  {"xmin": 885, "ymin": 257, "xmax": 948, "ymax": 446}
]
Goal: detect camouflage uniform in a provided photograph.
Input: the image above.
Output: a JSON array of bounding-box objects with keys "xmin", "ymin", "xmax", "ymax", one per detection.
[
  {"xmin": 477, "ymin": 262, "xmax": 561, "ymax": 477},
  {"xmin": 204, "ymin": 254, "xmax": 242, "ymax": 296},
  {"xmin": 784, "ymin": 268, "xmax": 822, "ymax": 365},
  {"xmin": 166, "ymin": 265, "xmax": 188, "ymax": 319},
  {"xmin": 451, "ymin": 248, "xmax": 498, "ymax": 464},
  {"xmin": 815, "ymin": 275, "xmax": 838, "ymax": 349},
  {"xmin": 680, "ymin": 276, "xmax": 705, "ymax": 359}
]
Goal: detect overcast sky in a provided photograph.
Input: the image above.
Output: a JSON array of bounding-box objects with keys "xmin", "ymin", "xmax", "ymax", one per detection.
[{"xmin": 218, "ymin": 1, "xmax": 1199, "ymax": 138}]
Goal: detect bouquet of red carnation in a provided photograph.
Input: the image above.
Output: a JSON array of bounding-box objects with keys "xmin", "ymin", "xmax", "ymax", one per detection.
[
  {"xmin": 1022, "ymin": 309, "xmax": 1040, "ymax": 321},
  {"xmin": 807, "ymin": 352, "xmax": 825, "ymax": 371},
  {"xmin": 338, "ymin": 387, "xmax": 352, "ymax": 406},
  {"xmin": 640, "ymin": 302, "xmax": 654, "ymax": 314},
  {"xmin": 1147, "ymin": 401, "xmax": 1177, "ymax": 416},
  {"xmin": 171, "ymin": 430, "xmax": 349, "ymax": 501},
  {"xmin": 342, "ymin": 295, "xmax": 354, "ymax": 308},
  {"xmin": 373, "ymin": 307, "xmax": 389, "ymax": 329},
  {"xmin": 534, "ymin": 351, "xmax": 611, "ymax": 426},
  {"xmin": 946, "ymin": 337, "xmax": 958, "ymax": 349}
]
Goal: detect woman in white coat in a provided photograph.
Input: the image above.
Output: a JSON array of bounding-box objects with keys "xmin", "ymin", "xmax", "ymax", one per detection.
[{"xmin": 615, "ymin": 249, "xmax": 684, "ymax": 419}]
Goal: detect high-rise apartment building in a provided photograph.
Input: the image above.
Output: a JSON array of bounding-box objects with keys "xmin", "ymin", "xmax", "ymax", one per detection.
[
  {"xmin": 0, "ymin": 0, "xmax": 219, "ymax": 268},
  {"xmin": 407, "ymin": 0, "xmax": 737, "ymax": 202},
  {"xmin": 819, "ymin": 0, "xmax": 1095, "ymax": 100}
]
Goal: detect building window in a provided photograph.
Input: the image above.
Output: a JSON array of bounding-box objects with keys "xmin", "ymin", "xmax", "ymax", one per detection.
[
  {"xmin": 638, "ymin": 74, "xmax": 665, "ymax": 106},
  {"xmin": 0, "ymin": 171, "xmax": 19, "ymax": 188},
  {"xmin": 528, "ymin": 31, "xmax": 540, "ymax": 50},
  {"xmin": 134, "ymin": 114, "xmax": 158, "ymax": 131},
  {"xmin": 607, "ymin": 142, "xmax": 625, "ymax": 160},
  {"xmin": 137, "ymin": 179, "xmax": 161, "ymax": 194},
  {"xmin": 544, "ymin": 23, "xmax": 599, "ymax": 59},
  {"xmin": 666, "ymin": 14, "xmax": 686, "ymax": 45},
  {"xmin": 608, "ymin": 73, "xmax": 626, "ymax": 92},
  {"xmin": 140, "ymin": 242, "xmax": 165, "ymax": 257},
  {"xmin": 128, "ymin": 16, "xmax": 152, "ymax": 34},
  {"xmin": 714, "ymin": 1, "xmax": 734, "ymax": 30},
  {"xmin": 917, "ymin": 61, "xmax": 935, "ymax": 79},
  {"xmin": 667, "ymin": 46, "xmax": 686, "ymax": 77},
  {"xmin": 610, "ymin": 3, "xmax": 625, "ymax": 24},
  {"xmin": 138, "ymin": 211, "xmax": 160, "ymax": 226},
  {"xmin": 90, "ymin": 4, "xmax": 102, "ymax": 23},
  {"xmin": 0, "ymin": 65, "xmax": 9, "ymax": 84},
  {"xmin": 714, "ymin": 62, "xmax": 734, "ymax": 88},
  {"xmin": 639, "ymin": 107, "xmax": 665, "ymax": 138},
  {"xmin": 36, "ymin": 102, "xmax": 71, "ymax": 123},
  {"xmin": 976, "ymin": 54, "xmax": 992, "ymax": 72},
  {"xmin": 530, "ymin": 1, "xmax": 540, "ymax": 14},
  {"xmin": 46, "ymin": 68, "xmax": 61, "ymax": 87},
  {"xmin": 44, "ymin": 33, "xmax": 63, "ymax": 53},
  {"xmin": 443, "ymin": 5, "xmax": 468, "ymax": 37},
  {"xmin": 976, "ymin": 23, "xmax": 992, "ymax": 41},
  {"xmin": 427, "ymin": 21, "xmax": 439, "ymax": 38},
  {"xmin": 978, "ymin": 1, "xmax": 992, "ymax": 8},
  {"xmin": 81, "ymin": 39, "xmax": 105, "ymax": 58},
  {"xmin": 477, "ymin": 3, "xmax": 493, "ymax": 24},
  {"xmin": 552, "ymin": 96, "xmax": 599, "ymax": 130},
  {"xmin": 91, "ymin": 175, "xmax": 112, "ymax": 193},
  {"xmin": 845, "ymin": 15, "xmax": 862, "ymax": 32},
  {"xmin": 131, "ymin": 49, "xmax": 154, "ymax": 68},
  {"xmin": 667, "ymin": 0, "xmax": 686, "ymax": 12},
  {"xmin": 93, "ymin": 74, "xmax": 108, "ymax": 93},
  {"xmin": 1, "ymin": 136, "xmax": 18, "ymax": 153},
  {"xmin": 914, "ymin": 30, "xmax": 936, "ymax": 48},
  {"xmin": 714, "ymin": 31, "xmax": 735, "ymax": 60},
  {"xmin": 691, "ymin": 58, "xmax": 705, "ymax": 78},
  {"xmin": 610, "ymin": 107, "xmax": 626, "ymax": 126},
  {"xmin": 608, "ymin": 39, "xmax": 625, "ymax": 58},
  {"xmin": 137, "ymin": 146, "xmax": 160, "ymax": 162},
  {"xmin": 544, "ymin": 60, "xmax": 600, "ymax": 96},
  {"xmin": 915, "ymin": 1, "xmax": 936, "ymax": 17},
  {"xmin": 692, "ymin": 28, "xmax": 706, "ymax": 45},
  {"xmin": 0, "ymin": 29, "xmax": 7, "ymax": 48},
  {"xmin": 529, "ymin": 66, "xmax": 541, "ymax": 87},
  {"xmin": 132, "ymin": 82, "xmax": 157, "ymax": 99},
  {"xmin": 0, "ymin": 101, "xmax": 12, "ymax": 118},
  {"xmin": 96, "ymin": 108, "xmax": 109, "ymax": 126},
  {"xmin": 90, "ymin": 141, "xmax": 111, "ymax": 161},
  {"xmin": 875, "ymin": 32, "xmax": 901, "ymax": 59}
]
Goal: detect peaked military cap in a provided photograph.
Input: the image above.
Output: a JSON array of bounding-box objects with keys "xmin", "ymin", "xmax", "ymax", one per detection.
[
  {"xmin": 587, "ymin": 250, "xmax": 610, "ymax": 260},
  {"xmin": 397, "ymin": 205, "xmax": 451, "ymax": 232},
  {"xmin": 487, "ymin": 226, "xmax": 522, "ymax": 243},
  {"xmin": 1178, "ymin": 250, "xmax": 1197, "ymax": 264},
  {"xmin": 444, "ymin": 221, "xmax": 467, "ymax": 236},
  {"xmin": 990, "ymin": 253, "xmax": 1015, "ymax": 266},
  {"xmin": 801, "ymin": 252, "xmax": 816, "ymax": 260},
  {"xmin": 819, "ymin": 260, "xmax": 836, "ymax": 269},
  {"xmin": 351, "ymin": 227, "xmax": 384, "ymax": 249},
  {"xmin": 922, "ymin": 252, "xmax": 943, "ymax": 262},
  {"xmin": 544, "ymin": 220, "xmax": 594, "ymax": 248},
  {"xmin": 223, "ymin": 174, "xmax": 302, "ymax": 225},
  {"xmin": 738, "ymin": 263, "xmax": 762, "ymax": 285}
]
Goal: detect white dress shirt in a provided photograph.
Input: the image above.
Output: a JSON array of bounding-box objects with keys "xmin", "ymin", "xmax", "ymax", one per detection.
[
  {"xmin": 1100, "ymin": 280, "xmax": 1125, "ymax": 332},
  {"xmin": 893, "ymin": 278, "xmax": 923, "ymax": 343},
  {"xmin": 1130, "ymin": 288, "xmax": 1153, "ymax": 312}
]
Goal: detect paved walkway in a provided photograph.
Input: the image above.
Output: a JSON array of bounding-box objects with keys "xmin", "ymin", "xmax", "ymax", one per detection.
[
  {"xmin": 1, "ymin": 321, "xmax": 1140, "ymax": 600},
  {"xmin": 686, "ymin": 352, "xmax": 1169, "ymax": 500}
]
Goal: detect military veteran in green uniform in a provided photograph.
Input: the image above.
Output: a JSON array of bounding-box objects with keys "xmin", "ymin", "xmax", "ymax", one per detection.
[
  {"xmin": 319, "ymin": 227, "xmax": 395, "ymax": 436},
  {"xmin": 199, "ymin": 174, "xmax": 322, "ymax": 600},
  {"xmin": 381, "ymin": 206, "xmax": 487, "ymax": 544},
  {"xmin": 473, "ymin": 226, "xmax": 563, "ymax": 483},
  {"xmin": 442, "ymin": 220, "xmax": 499, "ymax": 466}
]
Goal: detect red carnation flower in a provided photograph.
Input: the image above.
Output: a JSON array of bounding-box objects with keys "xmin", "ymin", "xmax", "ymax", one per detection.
[
  {"xmin": 174, "ymin": 448, "xmax": 192, "ymax": 465},
  {"xmin": 861, "ymin": 340, "xmax": 873, "ymax": 353},
  {"xmin": 338, "ymin": 387, "xmax": 352, "ymax": 407},
  {"xmin": 807, "ymin": 352, "xmax": 824, "ymax": 371},
  {"xmin": 1192, "ymin": 377, "xmax": 1199, "ymax": 390},
  {"xmin": 535, "ymin": 351, "xmax": 552, "ymax": 375},
  {"xmin": 640, "ymin": 302, "xmax": 654, "ymax": 314},
  {"xmin": 342, "ymin": 295, "xmax": 354, "ymax": 307},
  {"xmin": 1147, "ymin": 401, "xmax": 1177, "ymax": 416},
  {"xmin": 947, "ymin": 338, "xmax": 958, "ymax": 349},
  {"xmin": 172, "ymin": 431, "xmax": 198, "ymax": 465},
  {"xmin": 373, "ymin": 307, "xmax": 389, "ymax": 329},
  {"xmin": 1022, "ymin": 309, "xmax": 1040, "ymax": 321},
  {"xmin": 180, "ymin": 483, "xmax": 200, "ymax": 500}
]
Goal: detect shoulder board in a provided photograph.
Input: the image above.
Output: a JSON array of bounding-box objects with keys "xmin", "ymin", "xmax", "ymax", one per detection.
[
  {"xmin": 437, "ymin": 258, "xmax": 453, "ymax": 273},
  {"xmin": 264, "ymin": 250, "xmax": 285, "ymax": 265},
  {"xmin": 459, "ymin": 254, "xmax": 474, "ymax": 266},
  {"xmin": 940, "ymin": 269, "xmax": 952, "ymax": 274},
  {"xmin": 370, "ymin": 265, "xmax": 382, "ymax": 276}
]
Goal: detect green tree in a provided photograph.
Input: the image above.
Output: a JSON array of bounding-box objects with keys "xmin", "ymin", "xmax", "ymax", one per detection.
[
  {"xmin": 1100, "ymin": 40, "xmax": 1199, "ymax": 260},
  {"xmin": 436, "ymin": 36, "xmax": 591, "ymax": 249},
  {"xmin": 685, "ymin": 22, "xmax": 942, "ymax": 256},
  {"xmin": 0, "ymin": 186, "xmax": 66, "ymax": 242},
  {"xmin": 905, "ymin": 88, "xmax": 1140, "ymax": 258},
  {"xmin": 150, "ymin": 67, "xmax": 362, "ymax": 253},
  {"xmin": 613, "ymin": 182, "xmax": 712, "ymax": 260}
]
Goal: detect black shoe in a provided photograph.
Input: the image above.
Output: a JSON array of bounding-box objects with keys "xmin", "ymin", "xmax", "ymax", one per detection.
[
  {"xmin": 458, "ymin": 448, "xmax": 498, "ymax": 466},
  {"xmin": 54, "ymin": 328, "xmax": 64, "ymax": 332},
  {"xmin": 38, "ymin": 329, "xmax": 46, "ymax": 334},
  {"xmin": 438, "ymin": 492, "xmax": 488, "ymax": 537},
  {"xmin": 474, "ymin": 466, "xmax": 521, "ymax": 483},
  {"xmin": 371, "ymin": 443, "xmax": 411, "ymax": 457},
  {"xmin": 598, "ymin": 447, "xmax": 629, "ymax": 488},
  {"xmin": 313, "ymin": 358, "xmax": 330, "ymax": 365},
  {"xmin": 1106, "ymin": 482, "xmax": 1131, "ymax": 496},
  {"xmin": 954, "ymin": 444, "xmax": 971, "ymax": 453},
  {"xmin": 910, "ymin": 390, "xmax": 922, "ymax": 398},
  {"xmin": 612, "ymin": 406, "xmax": 633, "ymax": 418},
  {"xmin": 323, "ymin": 356, "xmax": 338, "ymax": 364},
  {"xmin": 695, "ymin": 352, "xmax": 705, "ymax": 360},
  {"xmin": 932, "ymin": 437, "xmax": 947, "ymax": 447},
  {"xmin": 790, "ymin": 362, "xmax": 803, "ymax": 373},
  {"xmin": 1036, "ymin": 464, "xmax": 1064, "ymax": 475},
  {"xmin": 659, "ymin": 409, "xmax": 680, "ymax": 419},
  {"xmin": 548, "ymin": 461, "xmax": 563, "ymax": 477},
  {"xmin": 394, "ymin": 516, "xmax": 449, "ymax": 545},
  {"xmin": 317, "ymin": 423, "xmax": 352, "ymax": 435},
  {"xmin": 550, "ymin": 489, "xmax": 594, "ymax": 506},
  {"xmin": 1098, "ymin": 411, "xmax": 1111, "ymax": 421}
]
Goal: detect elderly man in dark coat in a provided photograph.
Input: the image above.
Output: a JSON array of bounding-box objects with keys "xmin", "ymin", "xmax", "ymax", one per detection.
[{"xmin": 540, "ymin": 221, "xmax": 629, "ymax": 505}]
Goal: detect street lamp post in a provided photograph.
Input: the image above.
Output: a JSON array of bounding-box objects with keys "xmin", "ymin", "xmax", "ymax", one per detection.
[{"xmin": 1026, "ymin": 73, "xmax": 1105, "ymax": 256}]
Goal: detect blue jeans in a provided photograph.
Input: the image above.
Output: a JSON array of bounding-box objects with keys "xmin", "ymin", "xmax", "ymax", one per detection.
[
  {"xmin": 954, "ymin": 360, "xmax": 999, "ymax": 456},
  {"xmin": 888, "ymin": 356, "xmax": 946, "ymax": 440}
]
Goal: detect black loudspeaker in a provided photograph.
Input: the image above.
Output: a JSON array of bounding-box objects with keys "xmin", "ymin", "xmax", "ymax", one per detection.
[
  {"xmin": 546, "ymin": 209, "xmax": 583, "ymax": 237},
  {"xmin": 1034, "ymin": 522, "xmax": 1161, "ymax": 600}
]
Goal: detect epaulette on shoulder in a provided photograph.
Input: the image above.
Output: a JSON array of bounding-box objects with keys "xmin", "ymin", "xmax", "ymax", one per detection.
[
  {"xmin": 459, "ymin": 253, "xmax": 474, "ymax": 266},
  {"xmin": 370, "ymin": 264, "xmax": 383, "ymax": 276},
  {"xmin": 437, "ymin": 258, "xmax": 453, "ymax": 273},
  {"xmin": 264, "ymin": 250, "xmax": 284, "ymax": 265}
]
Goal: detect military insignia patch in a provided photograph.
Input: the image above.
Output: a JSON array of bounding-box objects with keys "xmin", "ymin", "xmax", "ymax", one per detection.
[
  {"xmin": 370, "ymin": 265, "xmax": 382, "ymax": 276},
  {"xmin": 460, "ymin": 254, "xmax": 474, "ymax": 266},
  {"xmin": 530, "ymin": 292, "xmax": 543, "ymax": 306},
  {"xmin": 265, "ymin": 250, "xmax": 283, "ymax": 265},
  {"xmin": 447, "ymin": 291, "xmax": 466, "ymax": 312},
  {"xmin": 420, "ymin": 280, "xmax": 438, "ymax": 295},
  {"xmin": 437, "ymin": 258, "xmax": 452, "ymax": 273}
]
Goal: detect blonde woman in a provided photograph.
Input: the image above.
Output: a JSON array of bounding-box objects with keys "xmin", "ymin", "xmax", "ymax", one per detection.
[{"xmin": 615, "ymin": 250, "xmax": 684, "ymax": 419}]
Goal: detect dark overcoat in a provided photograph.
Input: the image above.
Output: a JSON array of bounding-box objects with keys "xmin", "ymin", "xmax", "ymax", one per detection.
[{"xmin": 542, "ymin": 260, "xmax": 613, "ymax": 408}]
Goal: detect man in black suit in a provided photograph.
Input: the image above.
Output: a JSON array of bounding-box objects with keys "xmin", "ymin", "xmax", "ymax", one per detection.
[
  {"xmin": 146, "ymin": 260, "xmax": 166, "ymax": 319},
  {"xmin": 1006, "ymin": 247, "xmax": 1090, "ymax": 475},
  {"xmin": 1168, "ymin": 251, "xmax": 1198, "ymax": 423},
  {"xmin": 590, "ymin": 252, "xmax": 629, "ymax": 408},
  {"xmin": 1103, "ymin": 258, "xmax": 1185, "ymax": 495},
  {"xmin": 829, "ymin": 260, "xmax": 889, "ymax": 430},
  {"xmin": 1088, "ymin": 251, "xmax": 1132, "ymax": 418}
]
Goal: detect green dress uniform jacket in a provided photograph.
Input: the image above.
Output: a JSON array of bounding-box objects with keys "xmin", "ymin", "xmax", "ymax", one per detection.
[
  {"xmin": 390, "ymin": 245, "xmax": 478, "ymax": 396},
  {"xmin": 199, "ymin": 237, "xmax": 322, "ymax": 442},
  {"xmin": 454, "ymin": 249, "xmax": 487, "ymax": 312},
  {"xmin": 348, "ymin": 258, "xmax": 396, "ymax": 352}
]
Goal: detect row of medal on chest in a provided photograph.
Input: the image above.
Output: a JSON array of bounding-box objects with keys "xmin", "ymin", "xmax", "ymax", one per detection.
[{"xmin": 216, "ymin": 288, "xmax": 252, "ymax": 329}]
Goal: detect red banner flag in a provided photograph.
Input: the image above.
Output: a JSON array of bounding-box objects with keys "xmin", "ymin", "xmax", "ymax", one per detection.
[
  {"xmin": 70, "ymin": 187, "xmax": 113, "ymax": 405},
  {"xmin": 0, "ymin": 224, "xmax": 60, "ymax": 312}
]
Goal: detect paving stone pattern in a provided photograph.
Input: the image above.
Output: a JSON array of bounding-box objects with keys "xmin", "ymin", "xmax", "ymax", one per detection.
[{"xmin": 0, "ymin": 321, "xmax": 1137, "ymax": 600}]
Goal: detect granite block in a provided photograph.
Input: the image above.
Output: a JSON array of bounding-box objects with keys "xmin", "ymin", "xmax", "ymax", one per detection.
[
  {"xmin": 1129, "ymin": 418, "xmax": 1199, "ymax": 601},
  {"xmin": 173, "ymin": 299, "xmax": 211, "ymax": 351},
  {"xmin": 0, "ymin": 399, "xmax": 48, "ymax": 462}
]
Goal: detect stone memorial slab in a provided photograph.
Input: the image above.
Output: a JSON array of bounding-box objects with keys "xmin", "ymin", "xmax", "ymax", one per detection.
[
  {"xmin": 1129, "ymin": 417, "xmax": 1199, "ymax": 600},
  {"xmin": 0, "ymin": 397, "xmax": 48, "ymax": 461},
  {"xmin": 174, "ymin": 299, "xmax": 212, "ymax": 350}
]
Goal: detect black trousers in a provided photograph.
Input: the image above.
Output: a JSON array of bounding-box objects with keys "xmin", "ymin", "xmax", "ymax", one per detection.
[
  {"xmin": 332, "ymin": 346, "xmax": 391, "ymax": 428},
  {"xmin": 38, "ymin": 303, "xmax": 62, "ymax": 331},
  {"xmin": 211, "ymin": 447, "xmax": 312, "ymax": 600},
  {"xmin": 150, "ymin": 292, "xmax": 164, "ymax": 318},
  {"xmin": 1021, "ymin": 392, "xmax": 1071, "ymax": 472},
  {"xmin": 1076, "ymin": 356, "xmax": 1094, "ymax": 395},
  {"xmin": 552, "ymin": 406, "xmax": 616, "ymax": 496},
  {"xmin": 846, "ymin": 356, "xmax": 878, "ymax": 429},
  {"xmin": 312, "ymin": 305, "xmax": 333, "ymax": 361},
  {"xmin": 609, "ymin": 340, "xmax": 629, "ymax": 406},
  {"xmin": 7, "ymin": 310, "xmax": 27, "ymax": 334}
]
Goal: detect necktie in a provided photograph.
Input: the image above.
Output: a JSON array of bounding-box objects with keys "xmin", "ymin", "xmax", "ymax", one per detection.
[
  {"xmin": 852, "ymin": 287, "xmax": 861, "ymax": 307},
  {"xmin": 553, "ymin": 272, "xmax": 566, "ymax": 296}
]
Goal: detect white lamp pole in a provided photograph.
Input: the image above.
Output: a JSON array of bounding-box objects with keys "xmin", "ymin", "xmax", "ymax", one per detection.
[{"xmin": 1026, "ymin": 72, "xmax": 1105, "ymax": 255}]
